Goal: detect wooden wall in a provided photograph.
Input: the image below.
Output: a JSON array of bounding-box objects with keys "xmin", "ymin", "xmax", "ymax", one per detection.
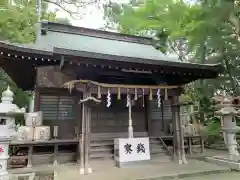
[
  {"xmin": 36, "ymin": 66, "xmax": 76, "ymax": 87},
  {"xmin": 37, "ymin": 88, "xmax": 80, "ymax": 139},
  {"xmin": 91, "ymin": 95, "xmax": 147, "ymax": 134},
  {"xmin": 148, "ymin": 98, "xmax": 173, "ymax": 137},
  {"xmin": 36, "ymin": 66, "xmax": 79, "ymax": 139},
  {"xmin": 35, "ymin": 66, "xmax": 175, "ymax": 139}
]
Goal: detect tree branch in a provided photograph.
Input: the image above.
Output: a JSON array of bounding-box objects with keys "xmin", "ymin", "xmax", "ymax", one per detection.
[
  {"xmin": 43, "ymin": 0, "xmax": 101, "ymax": 19},
  {"xmin": 169, "ymin": 39, "xmax": 188, "ymax": 62}
]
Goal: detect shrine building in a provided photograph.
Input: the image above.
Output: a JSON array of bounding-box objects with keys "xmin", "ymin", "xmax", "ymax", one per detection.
[{"xmin": 0, "ymin": 22, "xmax": 222, "ymax": 168}]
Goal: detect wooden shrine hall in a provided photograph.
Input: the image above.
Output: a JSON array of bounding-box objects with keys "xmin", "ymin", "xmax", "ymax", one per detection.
[{"xmin": 0, "ymin": 22, "xmax": 222, "ymax": 169}]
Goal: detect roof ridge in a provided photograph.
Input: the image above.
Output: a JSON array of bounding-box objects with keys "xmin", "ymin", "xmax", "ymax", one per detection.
[{"xmin": 41, "ymin": 21, "xmax": 153, "ymax": 45}]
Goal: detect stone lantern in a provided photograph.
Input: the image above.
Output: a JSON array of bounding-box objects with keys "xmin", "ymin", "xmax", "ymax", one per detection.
[
  {"xmin": 215, "ymin": 97, "xmax": 240, "ymax": 160},
  {"xmin": 207, "ymin": 96, "xmax": 240, "ymax": 170},
  {"xmin": 0, "ymin": 86, "xmax": 25, "ymax": 177}
]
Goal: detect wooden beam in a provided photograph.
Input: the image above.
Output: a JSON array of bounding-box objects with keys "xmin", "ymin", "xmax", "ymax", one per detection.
[
  {"xmin": 66, "ymin": 63, "xmax": 202, "ymax": 86},
  {"xmin": 63, "ymin": 79, "xmax": 181, "ymax": 90},
  {"xmin": 75, "ymin": 85, "xmax": 178, "ymax": 98}
]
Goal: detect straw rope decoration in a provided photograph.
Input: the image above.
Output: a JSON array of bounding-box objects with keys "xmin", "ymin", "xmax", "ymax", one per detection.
[
  {"xmin": 142, "ymin": 88, "xmax": 145, "ymax": 107},
  {"xmin": 126, "ymin": 89, "xmax": 130, "ymax": 107},
  {"xmin": 165, "ymin": 89, "xmax": 168, "ymax": 100},
  {"xmin": 134, "ymin": 88, "xmax": 138, "ymax": 101},
  {"xmin": 106, "ymin": 88, "xmax": 111, "ymax": 107},
  {"xmin": 62, "ymin": 80, "xmax": 180, "ymax": 107},
  {"xmin": 97, "ymin": 86, "xmax": 101, "ymax": 99},
  {"xmin": 63, "ymin": 80, "xmax": 179, "ymax": 90},
  {"xmin": 149, "ymin": 89, "xmax": 153, "ymax": 101},
  {"xmin": 157, "ymin": 89, "xmax": 161, "ymax": 108},
  {"xmin": 117, "ymin": 87, "xmax": 121, "ymax": 100},
  {"xmin": 64, "ymin": 80, "xmax": 80, "ymax": 94}
]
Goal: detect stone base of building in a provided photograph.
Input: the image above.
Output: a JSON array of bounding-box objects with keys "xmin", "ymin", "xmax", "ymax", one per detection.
[
  {"xmin": 206, "ymin": 156, "xmax": 240, "ymax": 170},
  {"xmin": 116, "ymin": 160, "xmax": 151, "ymax": 168}
]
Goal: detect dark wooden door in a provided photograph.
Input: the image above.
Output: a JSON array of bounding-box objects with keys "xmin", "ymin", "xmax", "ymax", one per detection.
[
  {"xmin": 38, "ymin": 93, "xmax": 78, "ymax": 139},
  {"xmin": 91, "ymin": 95, "xmax": 147, "ymax": 134},
  {"xmin": 148, "ymin": 99, "xmax": 172, "ymax": 137}
]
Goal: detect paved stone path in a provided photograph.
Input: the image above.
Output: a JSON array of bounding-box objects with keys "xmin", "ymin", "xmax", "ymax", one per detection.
[
  {"xmin": 182, "ymin": 171, "xmax": 240, "ymax": 180},
  {"xmin": 9, "ymin": 149, "xmax": 234, "ymax": 180},
  {"xmin": 54, "ymin": 159, "xmax": 228, "ymax": 180}
]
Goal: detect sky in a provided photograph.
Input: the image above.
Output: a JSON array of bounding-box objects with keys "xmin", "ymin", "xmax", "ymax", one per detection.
[
  {"xmin": 53, "ymin": 3, "xmax": 105, "ymax": 29},
  {"xmin": 49, "ymin": 0, "xmax": 129, "ymax": 29},
  {"xmin": 49, "ymin": 0, "xmax": 196, "ymax": 29}
]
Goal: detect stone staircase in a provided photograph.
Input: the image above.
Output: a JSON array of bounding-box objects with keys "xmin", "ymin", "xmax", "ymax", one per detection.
[
  {"xmin": 149, "ymin": 137, "xmax": 173, "ymax": 162},
  {"xmin": 89, "ymin": 137, "xmax": 172, "ymax": 164},
  {"xmin": 90, "ymin": 139, "xmax": 114, "ymax": 160},
  {"xmin": 90, "ymin": 139, "xmax": 115, "ymax": 168}
]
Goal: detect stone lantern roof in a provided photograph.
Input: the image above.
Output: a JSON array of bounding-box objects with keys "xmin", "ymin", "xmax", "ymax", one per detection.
[{"xmin": 0, "ymin": 86, "xmax": 25, "ymax": 114}]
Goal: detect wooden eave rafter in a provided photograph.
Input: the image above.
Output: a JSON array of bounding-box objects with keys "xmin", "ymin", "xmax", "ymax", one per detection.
[{"xmin": 54, "ymin": 47, "xmax": 223, "ymax": 74}]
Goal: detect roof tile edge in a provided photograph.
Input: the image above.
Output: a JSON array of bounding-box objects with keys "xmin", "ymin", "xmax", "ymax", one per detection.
[{"xmin": 41, "ymin": 21, "xmax": 153, "ymax": 45}]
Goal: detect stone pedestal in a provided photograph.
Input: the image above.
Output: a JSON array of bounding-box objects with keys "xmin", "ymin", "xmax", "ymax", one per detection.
[
  {"xmin": 0, "ymin": 141, "xmax": 10, "ymax": 175},
  {"xmin": 114, "ymin": 138, "xmax": 150, "ymax": 168}
]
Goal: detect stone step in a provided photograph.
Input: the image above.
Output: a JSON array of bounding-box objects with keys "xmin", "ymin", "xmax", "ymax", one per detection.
[
  {"xmin": 90, "ymin": 152, "xmax": 114, "ymax": 159},
  {"xmin": 150, "ymin": 147, "xmax": 166, "ymax": 153},
  {"xmin": 90, "ymin": 159, "xmax": 116, "ymax": 170},
  {"xmin": 150, "ymin": 143, "xmax": 164, "ymax": 147},
  {"xmin": 150, "ymin": 141, "xmax": 162, "ymax": 145},
  {"xmin": 90, "ymin": 144, "xmax": 113, "ymax": 150},
  {"xmin": 90, "ymin": 141, "xmax": 114, "ymax": 147},
  {"xmin": 150, "ymin": 154, "xmax": 172, "ymax": 163},
  {"xmin": 150, "ymin": 149, "xmax": 167, "ymax": 155},
  {"xmin": 91, "ymin": 139, "xmax": 114, "ymax": 144},
  {"xmin": 149, "ymin": 139, "xmax": 164, "ymax": 145},
  {"xmin": 90, "ymin": 148, "xmax": 114, "ymax": 153},
  {"xmin": 149, "ymin": 138, "xmax": 160, "ymax": 142}
]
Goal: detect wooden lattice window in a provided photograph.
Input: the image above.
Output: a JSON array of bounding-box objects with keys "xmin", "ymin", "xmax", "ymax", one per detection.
[{"xmin": 39, "ymin": 95, "xmax": 76, "ymax": 120}]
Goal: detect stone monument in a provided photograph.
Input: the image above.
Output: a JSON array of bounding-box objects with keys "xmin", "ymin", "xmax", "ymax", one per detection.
[
  {"xmin": 0, "ymin": 86, "xmax": 25, "ymax": 178},
  {"xmin": 206, "ymin": 96, "xmax": 240, "ymax": 170}
]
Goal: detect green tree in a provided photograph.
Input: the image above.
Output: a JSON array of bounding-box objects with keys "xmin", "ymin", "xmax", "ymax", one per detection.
[
  {"xmin": 105, "ymin": 0, "xmax": 240, "ymax": 92},
  {"xmin": 0, "ymin": 0, "xmax": 72, "ymax": 43},
  {"xmin": 0, "ymin": 0, "xmax": 71, "ymax": 110},
  {"xmin": 0, "ymin": 0, "xmax": 96, "ymax": 112},
  {"xmin": 104, "ymin": 0, "xmax": 240, "ymax": 131},
  {"xmin": 106, "ymin": 0, "xmax": 240, "ymax": 95}
]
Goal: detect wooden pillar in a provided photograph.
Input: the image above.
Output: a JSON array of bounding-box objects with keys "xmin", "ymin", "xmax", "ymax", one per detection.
[
  {"xmin": 172, "ymin": 96, "xmax": 182, "ymax": 164},
  {"xmin": 27, "ymin": 145, "xmax": 33, "ymax": 168},
  {"xmin": 179, "ymin": 105, "xmax": 187, "ymax": 164},
  {"xmin": 201, "ymin": 136, "xmax": 205, "ymax": 153},
  {"xmin": 33, "ymin": 88, "xmax": 40, "ymax": 112},
  {"xmin": 79, "ymin": 103, "xmax": 85, "ymax": 174},
  {"xmin": 128, "ymin": 94, "xmax": 133, "ymax": 138},
  {"xmin": 145, "ymin": 96, "xmax": 150, "ymax": 136},
  {"xmin": 79, "ymin": 102, "xmax": 92, "ymax": 174},
  {"xmin": 53, "ymin": 143, "xmax": 58, "ymax": 165},
  {"xmin": 161, "ymin": 98, "xmax": 167, "ymax": 134},
  {"xmin": 84, "ymin": 105, "xmax": 92, "ymax": 173},
  {"xmin": 78, "ymin": 84, "xmax": 100, "ymax": 175},
  {"xmin": 188, "ymin": 137, "xmax": 192, "ymax": 156}
]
